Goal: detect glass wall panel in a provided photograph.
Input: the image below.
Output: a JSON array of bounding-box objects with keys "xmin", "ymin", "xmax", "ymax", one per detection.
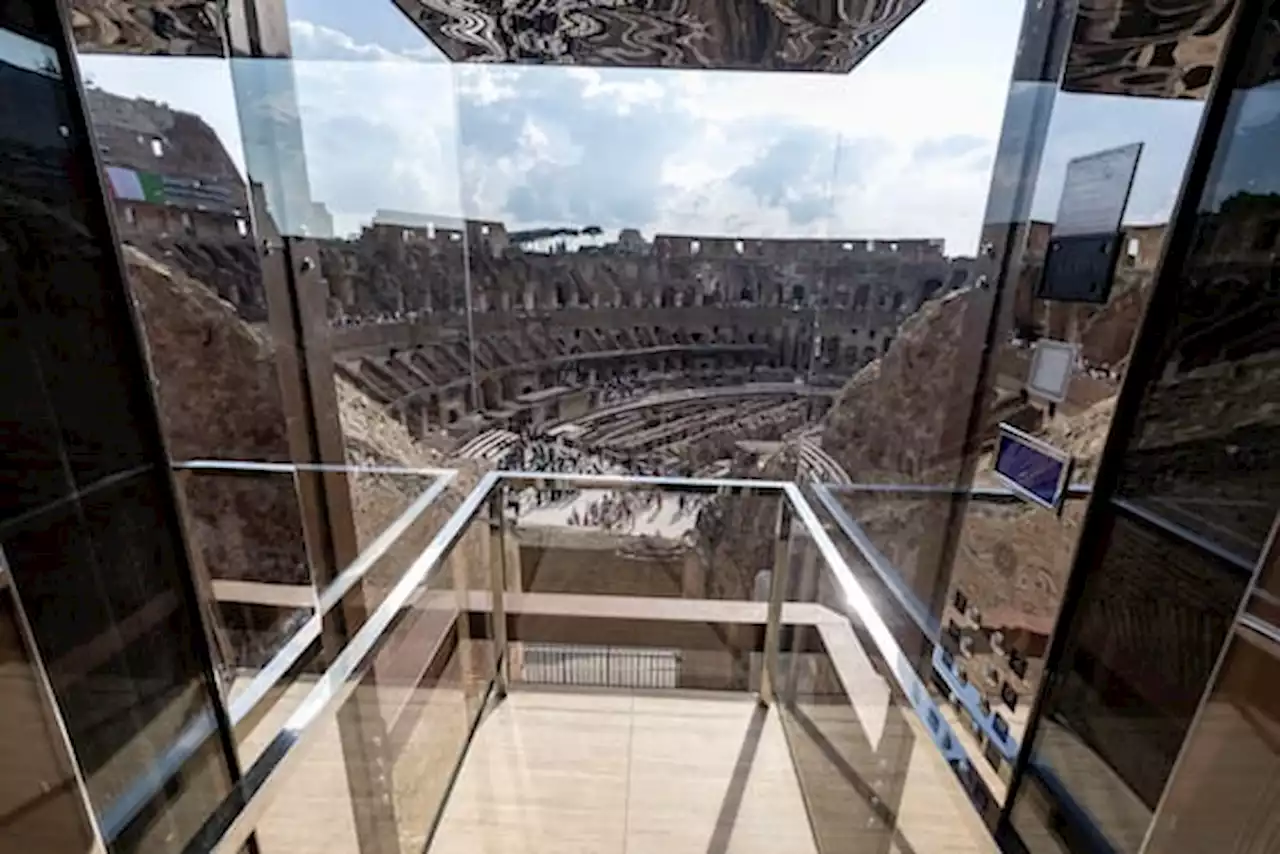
[
  {"xmin": 1144, "ymin": 623, "xmax": 1280, "ymax": 854},
  {"xmin": 69, "ymin": 0, "xmax": 1045, "ymax": 710},
  {"xmin": 1111, "ymin": 79, "xmax": 1280, "ymax": 570},
  {"xmin": 1, "ymin": 4, "xmax": 238, "ymax": 851},
  {"xmin": 72, "ymin": 49, "xmax": 319, "ymax": 679},
  {"xmin": 887, "ymin": 1, "xmax": 1237, "ymax": 818},
  {"xmin": 1011, "ymin": 4, "xmax": 1280, "ymax": 851},
  {"xmin": 71, "ymin": 0, "xmax": 473, "ymax": 681},
  {"xmin": 221, "ymin": 505, "xmax": 496, "ymax": 854},
  {"xmin": 65, "ymin": 0, "xmax": 1042, "ymax": 663},
  {"xmin": 0, "ymin": 560, "xmax": 103, "ymax": 854},
  {"xmin": 777, "ymin": 512, "xmax": 1001, "ymax": 853}
]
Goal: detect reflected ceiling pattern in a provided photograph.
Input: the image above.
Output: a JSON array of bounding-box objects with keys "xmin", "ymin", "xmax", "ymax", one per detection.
[
  {"xmin": 1062, "ymin": 0, "xmax": 1234, "ymax": 100},
  {"xmin": 392, "ymin": 0, "xmax": 926, "ymax": 72},
  {"xmin": 1240, "ymin": 8, "xmax": 1280, "ymax": 88},
  {"xmin": 70, "ymin": 0, "xmax": 225, "ymax": 56}
]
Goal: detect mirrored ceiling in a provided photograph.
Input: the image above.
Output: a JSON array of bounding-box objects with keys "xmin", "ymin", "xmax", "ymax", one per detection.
[
  {"xmin": 69, "ymin": 1, "xmax": 1239, "ymax": 101},
  {"xmin": 1061, "ymin": 0, "xmax": 1233, "ymax": 100},
  {"xmin": 386, "ymin": 0, "xmax": 925, "ymax": 73},
  {"xmin": 71, "ymin": 0, "xmax": 930, "ymax": 72}
]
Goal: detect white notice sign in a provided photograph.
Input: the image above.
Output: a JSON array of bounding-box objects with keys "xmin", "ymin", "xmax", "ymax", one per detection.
[
  {"xmin": 1054, "ymin": 142, "xmax": 1143, "ymax": 237},
  {"xmin": 1027, "ymin": 339, "xmax": 1078, "ymax": 403}
]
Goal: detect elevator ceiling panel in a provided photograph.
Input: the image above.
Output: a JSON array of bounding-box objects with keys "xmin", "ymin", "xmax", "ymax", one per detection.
[
  {"xmin": 70, "ymin": 0, "xmax": 226, "ymax": 56},
  {"xmin": 1062, "ymin": 0, "xmax": 1235, "ymax": 100},
  {"xmin": 70, "ymin": 0, "xmax": 927, "ymax": 72},
  {"xmin": 66, "ymin": 0, "xmax": 1241, "ymax": 97},
  {"xmin": 390, "ymin": 0, "xmax": 926, "ymax": 74},
  {"xmin": 390, "ymin": 0, "xmax": 928, "ymax": 73}
]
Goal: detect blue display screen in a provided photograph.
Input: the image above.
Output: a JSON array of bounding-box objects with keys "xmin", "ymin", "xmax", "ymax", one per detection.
[{"xmin": 995, "ymin": 430, "xmax": 1067, "ymax": 508}]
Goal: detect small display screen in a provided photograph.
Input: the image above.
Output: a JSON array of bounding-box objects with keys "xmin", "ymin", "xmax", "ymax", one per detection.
[{"xmin": 995, "ymin": 429, "xmax": 1068, "ymax": 509}]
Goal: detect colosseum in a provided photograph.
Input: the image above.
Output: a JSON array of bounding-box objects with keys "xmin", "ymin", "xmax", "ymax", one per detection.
[
  {"xmin": 75, "ymin": 68, "xmax": 1201, "ymax": 809},
  {"xmin": 322, "ymin": 220, "xmax": 970, "ymax": 451},
  {"xmin": 93, "ymin": 86, "xmax": 980, "ymax": 479}
]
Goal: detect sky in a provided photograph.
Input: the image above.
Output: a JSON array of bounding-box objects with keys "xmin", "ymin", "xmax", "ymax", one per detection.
[
  {"xmin": 76, "ymin": 0, "xmax": 1207, "ymax": 255},
  {"xmin": 0, "ymin": 26, "xmax": 61, "ymax": 76}
]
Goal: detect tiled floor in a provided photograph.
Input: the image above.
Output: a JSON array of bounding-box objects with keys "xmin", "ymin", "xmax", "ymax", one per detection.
[
  {"xmin": 427, "ymin": 688, "xmax": 820, "ymax": 854},
  {"xmin": 230, "ymin": 676, "xmax": 993, "ymax": 854}
]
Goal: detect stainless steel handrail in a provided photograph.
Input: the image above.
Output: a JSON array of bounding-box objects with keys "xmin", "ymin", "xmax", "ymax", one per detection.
[
  {"xmin": 224, "ymin": 469, "xmax": 455, "ymax": 723},
  {"xmin": 99, "ymin": 462, "xmax": 455, "ymax": 843},
  {"xmin": 181, "ymin": 470, "xmax": 994, "ymax": 854},
  {"xmin": 782, "ymin": 483, "xmax": 952, "ymax": 730},
  {"xmin": 172, "ymin": 459, "xmax": 455, "ymax": 478},
  {"xmin": 1113, "ymin": 495, "xmax": 1257, "ymax": 575},
  {"xmin": 822, "ymin": 482, "xmax": 1093, "ymax": 500},
  {"xmin": 810, "ymin": 482, "xmax": 940, "ymax": 641}
]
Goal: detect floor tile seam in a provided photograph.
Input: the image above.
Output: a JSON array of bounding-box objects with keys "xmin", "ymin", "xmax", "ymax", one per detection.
[{"xmin": 621, "ymin": 689, "xmax": 637, "ymax": 854}]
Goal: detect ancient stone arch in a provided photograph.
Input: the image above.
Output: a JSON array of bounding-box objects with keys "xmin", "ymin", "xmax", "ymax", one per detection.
[{"xmin": 854, "ymin": 284, "xmax": 870, "ymax": 310}]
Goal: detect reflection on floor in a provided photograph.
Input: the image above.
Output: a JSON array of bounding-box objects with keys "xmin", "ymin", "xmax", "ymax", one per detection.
[
  {"xmin": 233, "ymin": 641, "xmax": 481, "ymax": 854},
  {"xmin": 428, "ymin": 688, "xmax": 819, "ymax": 854},
  {"xmin": 1031, "ymin": 720, "xmax": 1152, "ymax": 853},
  {"xmin": 782, "ymin": 702, "xmax": 997, "ymax": 854},
  {"xmin": 229, "ymin": 673, "xmax": 997, "ymax": 854}
]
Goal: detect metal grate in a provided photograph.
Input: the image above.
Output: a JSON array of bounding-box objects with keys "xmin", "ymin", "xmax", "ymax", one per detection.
[{"xmin": 518, "ymin": 643, "xmax": 681, "ymax": 690}]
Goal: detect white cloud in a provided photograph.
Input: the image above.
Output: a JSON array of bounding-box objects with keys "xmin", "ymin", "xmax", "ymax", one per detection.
[
  {"xmin": 564, "ymin": 67, "xmax": 664, "ymax": 113},
  {"xmin": 455, "ymin": 67, "xmax": 519, "ymax": 105},
  {"xmin": 288, "ymin": 19, "xmax": 443, "ymax": 63}
]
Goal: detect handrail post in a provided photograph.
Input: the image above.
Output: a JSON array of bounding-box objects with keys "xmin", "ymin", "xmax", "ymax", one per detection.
[
  {"xmin": 488, "ymin": 482, "xmax": 511, "ymax": 696},
  {"xmin": 760, "ymin": 496, "xmax": 793, "ymax": 705}
]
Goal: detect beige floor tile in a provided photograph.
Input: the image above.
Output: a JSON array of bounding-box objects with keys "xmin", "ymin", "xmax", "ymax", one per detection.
[
  {"xmin": 429, "ymin": 818, "xmax": 624, "ymax": 854},
  {"xmin": 626, "ymin": 822, "xmax": 816, "ymax": 854},
  {"xmin": 505, "ymin": 685, "xmax": 635, "ymax": 713},
  {"xmin": 425, "ymin": 689, "xmax": 818, "ymax": 854},
  {"xmin": 236, "ymin": 679, "xmax": 993, "ymax": 854},
  {"xmin": 630, "ymin": 691, "xmax": 754, "ymax": 717}
]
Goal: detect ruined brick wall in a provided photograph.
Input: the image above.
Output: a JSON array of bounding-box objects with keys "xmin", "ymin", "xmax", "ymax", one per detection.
[
  {"xmin": 1078, "ymin": 274, "xmax": 1150, "ymax": 368},
  {"xmin": 123, "ymin": 246, "xmax": 289, "ymax": 463},
  {"xmin": 314, "ymin": 228, "xmax": 950, "ymax": 321},
  {"xmin": 123, "ymin": 245, "xmax": 310, "ymax": 667},
  {"xmin": 821, "ymin": 283, "xmax": 996, "ymax": 483}
]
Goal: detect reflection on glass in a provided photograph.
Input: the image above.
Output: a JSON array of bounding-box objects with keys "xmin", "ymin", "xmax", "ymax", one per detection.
[
  {"xmin": 1022, "ymin": 509, "xmax": 1248, "ymax": 853},
  {"xmin": 0, "ymin": 570, "xmax": 102, "ymax": 853},
  {"xmin": 923, "ymin": 15, "xmax": 1217, "ymax": 818},
  {"xmin": 947, "ymin": 83, "xmax": 1203, "ymax": 636},
  {"xmin": 1115, "ymin": 66, "xmax": 1280, "ymax": 564},
  {"xmin": 4, "ymin": 8, "xmax": 242, "ymax": 852},
  {"xmin": 1008, "ymin": 7, "xmax": 1280, "ymax": 850},
  {"xmin": 1145, "ymin": 624, "xmax": 1280, "ymax": 854},
  {"xmin": 70, "ymin": 0, "xmax": 1037, "ymax": 712},
  {"xmin": 778, "ymin": 527, "xmax": 1001, "ymax": 852}
]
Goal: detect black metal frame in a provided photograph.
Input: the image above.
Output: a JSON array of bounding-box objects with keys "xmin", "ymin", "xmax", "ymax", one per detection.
[
  {"xmin": 47, "ymin": 0, "xmax": 246, "ymax": 805},
  {"xmin": 996, "ymin": 0, "xmax": 1264, "ymax": 844},
  {"xmin": 13, "ymin": 0, "xmax": 251, "ymax": 847}
]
